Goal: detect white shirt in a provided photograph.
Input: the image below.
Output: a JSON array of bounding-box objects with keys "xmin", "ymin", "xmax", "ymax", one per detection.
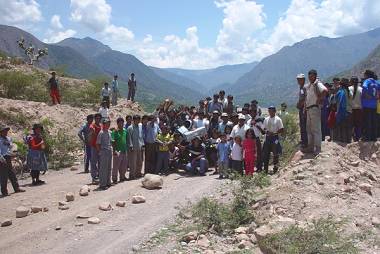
[
  {"xmin": 218, "ymin": 98, "xmax": 228, "ymax": 108},
  {"xmin": 192, "ymin": 118, "xmax": 209, "ymax": 130},
  {"xmin": 263, "ymin": 115, "xmax": 283, "ymax": 134},
  {"xmin": 349, "ymin": 86, "xmax": 362, "ymax": 109},
  {"xmin": 231, "ymin": 124, "xmax": 249, "ymax": 140},
  {"xmin": 231, "ymin": 142, "xmax": 243, "ymax": 161},
  {"xmin": 99, "ymin": 107, "xmax": 109, "ymax": 118},
  {"xmin": 101, "ymin": 87, "xmax": 111, "ymax": 97},
  {"xmin": 305, "ymin": 80, "xmax": 327, "ymax": 107},
  {"xmin": 247, "ymin": 117, "xmax": 264, "ymax": 138}
]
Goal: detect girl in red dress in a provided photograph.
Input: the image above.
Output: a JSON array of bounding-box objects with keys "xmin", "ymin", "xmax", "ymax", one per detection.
[{"xmin": 243, "ymin": 129, "xmax": 257, "ymax": 175}]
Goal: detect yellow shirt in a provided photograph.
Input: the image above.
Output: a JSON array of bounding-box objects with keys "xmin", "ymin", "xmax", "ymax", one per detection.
[{"xmin": 157, "ymin": 133, "xmax": 173, "ymax": 152}]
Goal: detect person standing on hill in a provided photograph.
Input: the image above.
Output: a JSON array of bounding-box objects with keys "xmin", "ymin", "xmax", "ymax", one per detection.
[
  {"xmin": 296, "ymin": 73, "xmax": 308, "ymax": 148},
  {"xmin": 304, "ymin": 69, "xmax": 327, "ymax": 155},
  {"xmin": 361, "ymin": 70, "xmax": 378, "ymax": 141},
  {"xmin": 101, "ymin": 82, "xmax": 111, "ymax": 108},
  {"xmin": 89, "ymin": 113, "xmax": 102, "ymax": 184},
  {"xmin": 0, "ymin": 125, "xmax": 25, "ymax": 196},
  {"xmin": 78, "ymin": 114, "xmax": 94, "ymax": 173},
  {"xmin": 349, "ymin": 76, "xmax": 363, "ymax": 141},
  {"xmin": 111, "ymin": 75, "xmax": 119, "ymax": 106},
  {"xmin": 128, "ymin": 73, "xmax": 137, "ymax": 102},
  {"xmin": 48, "ymin": 71, "xmax": 60, "ymax": 105}
]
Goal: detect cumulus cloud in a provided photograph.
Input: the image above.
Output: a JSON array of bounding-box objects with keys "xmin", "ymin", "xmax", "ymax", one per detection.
[
  {"xmin": 50, "ymin": 15, "xmax": 63, "ymax": 30},
  {"xmin": 0, "ymin": 0, "xmax": 42, "ymax": 28},
  {"xmin": 143, "ymin": 34, "xmax": 153, "ymax": 44},
  {"xmin": 43, "ymin": 29, "xmax": 77, "ymax": 43},
  {"xmin": 70, "ymin": 0, "xmax": 134, "ymax": 47}
]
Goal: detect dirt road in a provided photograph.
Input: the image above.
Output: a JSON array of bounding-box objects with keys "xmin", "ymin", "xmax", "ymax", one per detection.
[{"xmin": 0, "ymin": 167, "xmax": 223, "ymax": 254}]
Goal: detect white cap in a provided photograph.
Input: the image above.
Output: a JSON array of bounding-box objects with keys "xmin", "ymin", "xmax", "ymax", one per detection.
[
  {"xmin": 238, "ymin": 114, "xmax": 245, "ymax": 120},
  {"xmin": 297, "ymin": 73, "xmax": 305, "ymax": 79}
]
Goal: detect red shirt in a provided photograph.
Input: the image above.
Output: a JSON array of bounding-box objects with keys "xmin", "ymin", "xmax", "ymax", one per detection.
[
  {"xmin": 28, "ymin": 135, "xmax": 44, "ymax": 150},
  {"xmin": 90, "ymin": 123, "xmax": 101, "ymax": 147}
]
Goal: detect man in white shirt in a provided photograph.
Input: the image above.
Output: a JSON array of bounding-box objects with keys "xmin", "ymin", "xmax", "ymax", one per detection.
[
  {"xmin": 262, "ymin": 106, "xmax": 284, "ymax": 174},
  {"xmin": 231, "ymin": 114, "xmax": 249, "ymax": 140},
  {"xmin": 247, "ymin": 108, "xmax": 265, "ymax": 171},
  {"xmin": 101, "ymin": 82, "xmax": 112, "ymax": 108},
  {"xmin": 304, "ymin": 69, "xmax": 327, "ymax": 155}
]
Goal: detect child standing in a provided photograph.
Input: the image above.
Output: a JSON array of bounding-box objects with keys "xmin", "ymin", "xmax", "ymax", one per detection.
[
  {"xmin": 243, "ymin": 129, "xmax": 257, "ymax": 175},
  {"xmin": 156, "ymin": 125, "xmax": 173, "ymax": 175},
  {"xmin": 96, "ymin": 118, "xmax": 112, "ymax": 190},
  {"xmin": 230, "ymin": 136, "xmax": 243, "ymax": 175},
  {"xmin": 217, "ymin": 133, "xmax": 230, "ymax": 179}
]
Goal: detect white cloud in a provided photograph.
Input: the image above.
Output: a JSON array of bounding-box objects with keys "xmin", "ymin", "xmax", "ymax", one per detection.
[
  {"xmin": 50, "ymin": 15, "xmax": 63, "ymax": 30},
  {"xmin": 0, "ymin": 0, "xmax": 42, "ymax": 28},
  {"xmin": 43, "ymin": 29, "xmax": 77, "ymax": 43},
  {"xmin": 70, "ymin": 0, "xmax": 134, "ymax": 47},
  {"xmin": 143, "ymin": 34, "xmax": 153, "ymax": 44}
]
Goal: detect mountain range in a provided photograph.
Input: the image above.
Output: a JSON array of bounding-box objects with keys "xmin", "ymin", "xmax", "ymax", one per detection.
[{"xmin": 1, "ymin": 24, "xmax": 380, "ymax": 109}]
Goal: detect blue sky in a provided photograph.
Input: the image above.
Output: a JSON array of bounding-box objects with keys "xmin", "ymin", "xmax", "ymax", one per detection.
[{"xmin": 1, "ymin": 0, "xmax": 380, "ymax": 69}]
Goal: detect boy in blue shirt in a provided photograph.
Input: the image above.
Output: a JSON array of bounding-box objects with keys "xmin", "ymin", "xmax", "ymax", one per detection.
[{"xmin": 217, "ymin": 133, "xmax": 230, "ymax": 179}]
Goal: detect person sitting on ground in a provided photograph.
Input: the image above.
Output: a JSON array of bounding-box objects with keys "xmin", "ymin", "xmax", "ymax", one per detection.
[
  {"xmin": 262, "ymin": 106, "xmax": 284, "ymax": 174},
  {"xmin": 99, "ymin": 100, "xmax": 109, "ymax": 120},
  {"xmin": 111, "ymin": 117, "xmax": 128, "ymax": 183},
  {"xmin": 230, "ymin": 136, "xmax": 243, "ymax": 175},
  {"xmin": 101, "ymin": 82, "xmax": 111, "ymax": 109},
  {"xmin": 48, "ymin": 71, "xmax": 61, "ymax": 105},
  {"xmin": 26, "ymin": 123, "xmax": 48, "ymax": 185},
  {"xmin": 243, "ymin": 129, "xmax": 257, "ymax": 176},
  {"xmin": 0, "ymin": 125, "xmax": 25, "ymax": 196},
  {"xmin": 185, "ymin": 137, "xmax": 208, "ymax": 176},
  {"xmin": 96, "ymin": 118, "xmax": 112, "ymax": 190},
  {"xmin": 156, "ymin": 124, "xmax": 173, "ymax": 175},
  {"xmin": 78, "ymin": 114, "xmax": 94, "ymax": 173},
  {"xmin": 217, "ymin": 133, "xmax": 230, "ymax": 179}
]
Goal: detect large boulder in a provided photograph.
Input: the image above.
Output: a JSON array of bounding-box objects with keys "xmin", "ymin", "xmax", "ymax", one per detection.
[
  {"xmin": 141, "ymin": 174, "xmax": 163, "ymax": 189},
  {"xmin": 16, "ymin": 206, "xmax": 29, "ymax": 218}
]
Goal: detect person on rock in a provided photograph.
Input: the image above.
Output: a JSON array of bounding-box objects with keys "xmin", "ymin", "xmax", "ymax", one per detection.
[
  {"xmin": 0, "ymin": 125, "xmax": 25, "ymax": 196},
  {"xmin": 128, "ymin": 73, "xmax": 137, "ymax": 102},
  {"xmin": 101, "ymin": 82, "xmax": 111, "ymax": 109},
  {"xmin": 111, "ymin": 117, "xmax": 128, "ymax": 183},
  {"xmin": 48, "ymin": 71, "xmax": 60, "ymax": 105},
  {"xmin": 78, "ymin": 114, "xmax": 94, "ymax": 173},
  {"xmin": 127, "ymin": 115, "xmax": 144, "ymax": 180},
  {"xmin": 96, "ymin": 118, "xmax": 113, "ymax": 190},
  {"xmin": 89, "ymin": 113, "xmax": 102, "ymax": 184},
  {"xmin": 262, "ymin": 106, "xmax": 284, "ymax": 174},
  {"xmin": 26, "ymin": 123, "xmax": 48, "ymax": 185}
]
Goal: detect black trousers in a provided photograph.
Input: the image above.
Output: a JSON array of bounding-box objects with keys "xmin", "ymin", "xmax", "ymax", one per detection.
[
  {"xmin": 262, "ymin": 139, "xmax": 279, "ymax": 173},
  {"xmin": 0, "ymin": 156, "xmax": 19, "ymax": 195}
]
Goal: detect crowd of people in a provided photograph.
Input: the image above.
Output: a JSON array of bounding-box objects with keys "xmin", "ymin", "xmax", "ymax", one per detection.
[{"xmin": 1, "ymin": 68, "xmax": 379, "ymax": 196}]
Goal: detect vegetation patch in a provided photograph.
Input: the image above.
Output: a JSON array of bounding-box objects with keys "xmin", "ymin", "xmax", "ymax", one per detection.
[
  {"xmin": 259, "ymin": 217, "xmax": 358, "ymax": 254},
  {"xmin": 0, "ymin": 110, "xmax": 30, "ymax": 127},
  {"xmin": 280, "ymin": 113, "xmax": 299, "ymax": 165}
]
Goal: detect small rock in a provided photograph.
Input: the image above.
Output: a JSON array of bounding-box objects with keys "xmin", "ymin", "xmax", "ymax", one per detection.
[
  {"xmin": 350, "ymin": 161, "xmax": 360, "ymax": 167},
  {"xmin": 70, "ymin": 166, "xmax": 79, "ymax": 171},
  {"xmin": 58, "ymin": 205, "xmax": 69, "ymax": 210},
  {"xmin": 197, "ymin": 234, "xmax": 210, "ymax": 248},
  {"xmin": 372, "ymin": 217, "xmax": 380, "ymax": 227},
  {"xmin": 88, "ymin": 217, "xmax": 100, "ymax": 224},
  {"xmin": 43, "ymin": 207, "xmax": 49, "ymax": 212},
  {"xmin": 359, "ymin": 183, "xmax": 372, "ymax": 195},
  {"xmin": 295, "ymin": 174, "xmax": 307, "ymax": 180},
  {"xmin": 183, "ymin": 231, "xmax": 198, "ymax": 242},
  {"xmin": 132, "ymin": 195, "xmax": 146, "ymax": 204},
  {"xmin": 180, "ymin": 241, "xmax": 187, "ymax": 247},
  {"xmin": 248, "ymin": 221, "xmax": 258, "ymax": 233},
  {"xmin": 31, "ymin": 206, "xmax": 43, "ymax": 213},
  {"xmin": 55, "ymin": 226, "xmax": 61, "ymax": 230},
  {"xmin": 250, "ymin": 234, "xmax": 257, "ymax": 244},
  {"xmin": 99, "ymin": 202, "xmax": 112, "ymax": 211},
  {"xmin": 75, "ymin": 223, "xmax": 84, "ymax": 227},
  {"xmin": 16, "ymin": 206, "xmax": 29, "ymax": 218},
  {"xmin": 234, "ymin": 226, "xmax": 249, "ymax": 234},
  {"xmin": 343, "ymin": 186, "xmax": 355, "ymax": 193},
  {"xmin": 79, "ymin": 185, "xmax": 90, "ymax": 196},
  {"xmin": 141, "ymin": 174, "xmax": 163, "ymax": 189},
  {"xmin": 116, "ymin": 201, "xmax": 126, "ymax": 207},
  {"xmin": 76, "ymin": 213, "xmax": 91, "ymax": 219},
  {"xmin": 1, "ymin": 219, "xmax": 12, "ymax": 227},
  {"xmin": 58, "ymin": 201, "xmax": 68, "ymax": 206},
  {"xmin": 235, "ymin": 234, "xmax": 250, "ymax": 242},
  {"xmin": 238, "ymin": 240, "xmax": 254, "ymax": 249},
  {"xmin": 66, "ymin": 192, "xmax": 75, "ymax": 202}
]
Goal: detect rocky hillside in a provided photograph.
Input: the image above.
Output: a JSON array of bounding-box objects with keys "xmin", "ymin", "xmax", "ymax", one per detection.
[{"xmin": 341, "ymin": 44, "xmax": 380, "ymax": 78}]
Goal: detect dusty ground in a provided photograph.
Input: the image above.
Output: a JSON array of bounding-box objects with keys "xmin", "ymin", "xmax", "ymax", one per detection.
[{"xmin": 0, "ymin": 167, "xmax": 223, "ymax": 254}]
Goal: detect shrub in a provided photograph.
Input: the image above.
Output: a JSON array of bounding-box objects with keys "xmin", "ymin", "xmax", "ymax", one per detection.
[
  {"xmin": 0, "ymin": 111, "xmax": 30, "ymax": 127},
  {"xmin": 260, "ymin": 217, "xmax": 358, "ymax": 254},
  {"xmin": 280, "ymin": 113, "xmax": 299, "ymax": 165}
]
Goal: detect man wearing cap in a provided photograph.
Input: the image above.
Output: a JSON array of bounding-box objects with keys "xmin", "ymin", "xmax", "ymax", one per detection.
[
  {"xmin": 296, "ymin": 73, "xmax": 308, "ymax": 148},
  {"xmin": 218, "ymin": 113, "xmax": 232, "ymax": 134},
  {"xmin": 262, "ymin": 106, "xmax": 284, "ymax": 174},
  {"xmin": 96, "ymin": 118, "xmax": 113, "ymax": 189},
  {"xmin": 304, "ymin": 69, "xmax": 327, "ymax": 154},
  {"xmin": 208, "ymin": 94, "xmax": 223, "ymax": 114},
  {"xmin": 112, "ymin": 117, "xmax": 128, "ymax": 183},
  {"xmin": 0, "ymin": 125, "xmax": 25, "ymax": 196},
  {"xmin": 111, "ymin": 75, "xmax": 119, "ymax": 106},
  {"xmin": 48, "ymin": 71, "xmax": 61, "ymax": 105},
  {"xmin": 78, "ymin": 114, "xmax": 94, "ymax": 173},
  {"xmin": 231, "ymin": 114, "xmax": 249, "ymax": 140},
  {"xmin": 128, "ymin": 73, "xmax": 137, "ymax": 102}
]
